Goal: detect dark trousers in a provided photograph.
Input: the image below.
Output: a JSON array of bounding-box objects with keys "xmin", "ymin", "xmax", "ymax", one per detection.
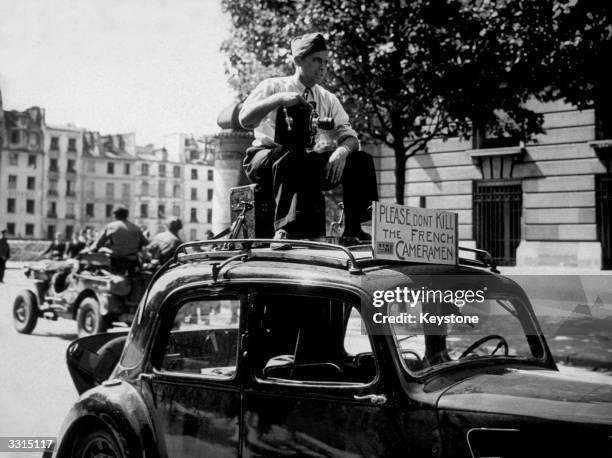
[
  {"xmin": 243, "ymin": 146, "xmax": 378, "ymax": 237},
  {"xmin": 0, "ymin": 257, "xmax": 6, "ymax": 282}
]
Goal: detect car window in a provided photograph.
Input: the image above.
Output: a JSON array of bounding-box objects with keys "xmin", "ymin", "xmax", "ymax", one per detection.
[
  {"xmin": 159, "ymin": 298, "xmax": 240, "ymax": 379},
  {"xmin": 390, "ymin": 295, "xmax": 543, "ymax": 374},
  {"xmin": 253, "ymin": 294, "xmax": 375, "ymax": 385}
]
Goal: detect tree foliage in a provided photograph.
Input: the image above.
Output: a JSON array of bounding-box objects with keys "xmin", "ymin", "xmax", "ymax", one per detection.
[
  {"xmin": 543, "ymin": 0, "xmax": 612, "ymax": 107},
  {"xmin": 221, "ymin": 0, "xmax": 607, "ymax": 203}
]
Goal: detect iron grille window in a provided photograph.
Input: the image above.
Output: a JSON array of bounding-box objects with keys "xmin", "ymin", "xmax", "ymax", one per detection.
[
  {"xmin": 596, "ymin": 174, "xmax": 612, "ymax": 269},
  {"xmin": 473, "ymin": 180, "xmax": 522, "ymax": 266}
]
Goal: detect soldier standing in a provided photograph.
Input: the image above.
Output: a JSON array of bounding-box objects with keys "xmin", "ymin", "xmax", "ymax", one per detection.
[{"xmin": 0, "ymin": 229, "xmax": 10, "ymax": 283}]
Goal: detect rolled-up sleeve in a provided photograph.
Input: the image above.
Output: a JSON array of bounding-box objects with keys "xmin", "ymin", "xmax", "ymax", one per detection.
[
  {"xmin": 240, "ymin": 79, "xmax": 275, "ymax": 127},
  {"xmin": 328, "ymin": 94, "xmax": 359, "ymax": 147}
]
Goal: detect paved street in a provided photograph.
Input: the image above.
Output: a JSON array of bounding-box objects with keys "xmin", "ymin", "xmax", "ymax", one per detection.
[{"xmin": 0, "ymin": 265, "xmax": 78, "ymax": 458}]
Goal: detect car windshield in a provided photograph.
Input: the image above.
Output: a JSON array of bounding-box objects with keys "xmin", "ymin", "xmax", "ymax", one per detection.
[{"xmin": 382, "ymin": 288, "xmax": 545, "ymax": 375}]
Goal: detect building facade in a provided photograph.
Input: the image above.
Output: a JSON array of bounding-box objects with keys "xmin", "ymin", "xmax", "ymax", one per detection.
[
  {"xmin": 1, "ymin": 106, "xmax": 216, "ymax": 243},
  {"xmin": 133, "ymin": 143, "xmax": 183, "ymax": 237},
  {"xmin": 372, "ymin": 99, "xmax": 612, "ymax": 270},
  {"xmin": 0, "ymin": 107, "xmax": 45, "ymax": 238},
  {"xmin": 165, "ymin": 133, "xmax": 215, "ymax": 241},
  {"xmin": 43, "ymin": 124, "xmax": 85, "ymax": 240},
  {"xmin": 81, "ymin": 131, "xmax": 138, "ymax": 233}
]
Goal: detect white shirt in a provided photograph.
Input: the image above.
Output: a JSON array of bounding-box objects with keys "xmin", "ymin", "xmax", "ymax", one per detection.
[{"xmin": 241, "ymin": 74, "xmax": 359, "ymax": 151}]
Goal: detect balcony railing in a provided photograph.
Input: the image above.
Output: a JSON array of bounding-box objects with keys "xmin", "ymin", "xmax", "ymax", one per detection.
[{"xmin": 47, "ymin": 190, "xmax": 58, "ymax": 196}]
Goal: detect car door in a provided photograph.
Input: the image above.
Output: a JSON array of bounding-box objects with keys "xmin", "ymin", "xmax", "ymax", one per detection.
[
  {"xmin": 146, "ymin": 291, "xmax": 244, "ymax": 458},
  {"xmin": 242, "ymin": 286, "xmax": 407, "ymax": 457}
]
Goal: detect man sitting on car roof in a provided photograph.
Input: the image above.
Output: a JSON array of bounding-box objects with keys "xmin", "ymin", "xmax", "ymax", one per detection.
[{"xmin": 239, "ymin": 32, "xmax": 378, "ymax": 245}]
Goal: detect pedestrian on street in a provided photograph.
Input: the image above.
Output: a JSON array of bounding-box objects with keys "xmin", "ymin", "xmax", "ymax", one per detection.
[{"xmin": 0, "ymin": 229, "xmax": 10, "ymax": 283}]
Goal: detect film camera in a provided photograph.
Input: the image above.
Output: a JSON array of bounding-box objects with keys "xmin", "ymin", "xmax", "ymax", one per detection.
[{"xmin": 274, "ymin": 101, "xmax": 335, "ymax": 150}]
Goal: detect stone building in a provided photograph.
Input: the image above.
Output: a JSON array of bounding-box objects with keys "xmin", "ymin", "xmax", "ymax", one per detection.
[
  {"xmin": 132, "ymin": 142, "xmax": 183, "ymax": 238},
  {"xmin": 164, "ymin": 133, "xmax": 215, "ymax": 241},
  {"xmin": 0, "ymin": 106, "xmax": 45, "ymax": 238},
  {"xmin": 81, "ymin": 131, "xmax": 138, "ymax": 232},
  {"xmin": 43, "ymin": 123, "xmax": 85, "ymax": 240},
  {"xmin": 372, "ymin": 99, "xmax": 612, "ymax": 270}
]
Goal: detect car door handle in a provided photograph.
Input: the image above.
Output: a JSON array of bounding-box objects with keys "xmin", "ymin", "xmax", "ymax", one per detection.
[
  {"xmin": 138, "ymin": 373, "xmax": 156, "ymax": 382},
  {"xmin": 353, "ymin": 394, "xmax": 387, "ymax": 405}
]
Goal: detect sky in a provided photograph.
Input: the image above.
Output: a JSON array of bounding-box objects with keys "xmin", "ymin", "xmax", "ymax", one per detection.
[{"xmin": 0, "ymin": 0, "xmax": 236, "ymax": 145}]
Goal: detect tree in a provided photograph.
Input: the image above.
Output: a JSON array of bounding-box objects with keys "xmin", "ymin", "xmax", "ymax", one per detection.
[
  {"xmin": 543, "ymin": 1, "xmax": 612, "ymax": 138},
  {"xmin": 221, "ymin": 0, "xmax": 558, "ymax": 204}
]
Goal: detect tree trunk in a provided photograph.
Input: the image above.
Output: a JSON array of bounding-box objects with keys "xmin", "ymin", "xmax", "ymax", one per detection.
[{"xmin": 394, "ymin": 146, "xmax": 406, "ymax": 205}]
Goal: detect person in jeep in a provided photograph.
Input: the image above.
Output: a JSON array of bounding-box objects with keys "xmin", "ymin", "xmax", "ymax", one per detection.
[
  {"xmin": 86, "ymin": 205, "xmax": 148, "ymax": 274},
  {"xmin": 146, "ymin": 217, "xmax": 183, "ymax": 266}
]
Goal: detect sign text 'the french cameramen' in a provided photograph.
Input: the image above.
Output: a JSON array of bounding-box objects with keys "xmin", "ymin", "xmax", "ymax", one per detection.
[{"xmin": 372, "ymin": 202, "xmax": 458, "ymax": 265}]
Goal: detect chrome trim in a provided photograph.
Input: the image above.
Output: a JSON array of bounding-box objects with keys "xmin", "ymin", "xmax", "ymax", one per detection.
[{"xmin": 466, "ymin": 427, "xmax": 520, "ymax": 458}]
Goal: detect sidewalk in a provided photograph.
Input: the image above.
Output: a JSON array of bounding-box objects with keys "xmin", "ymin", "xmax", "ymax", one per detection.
[{"xmin": 498, "ymin": 265, "xmax": 612, "ymax": 276}]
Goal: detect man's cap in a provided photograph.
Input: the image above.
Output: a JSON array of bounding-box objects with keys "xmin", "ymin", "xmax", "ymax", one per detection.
[
  {"xmin": 291, "ymin": 32, "xmax": 327, "ymax": 58},
  {"xmin": 168, "ymin": 218, "xmax": 183, "ymax": 232},
  {"xmin": 113, "ymin": 205, "xmax": 129, "ymax": 217}
]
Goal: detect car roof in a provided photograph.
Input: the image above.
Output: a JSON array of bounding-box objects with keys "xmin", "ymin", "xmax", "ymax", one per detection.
[{"xmin": 141, "ymin": 241, "xmax": 520, "ymax": 316}]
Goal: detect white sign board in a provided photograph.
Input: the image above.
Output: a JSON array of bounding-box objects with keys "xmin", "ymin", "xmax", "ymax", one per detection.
[{"xmin": 372, "ymin": 202, "xmax": 458, "ymax": 265}]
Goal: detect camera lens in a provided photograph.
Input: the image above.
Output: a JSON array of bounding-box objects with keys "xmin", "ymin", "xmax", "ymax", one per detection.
[{"xmin": 317, "ymin": 117, "xmax": 335, "ymax": 130}]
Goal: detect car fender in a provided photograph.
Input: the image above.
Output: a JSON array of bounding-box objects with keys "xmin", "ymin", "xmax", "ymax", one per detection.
[{"xmin": 54, "ymin": 380, "xmax": 161, "ymax": 458}]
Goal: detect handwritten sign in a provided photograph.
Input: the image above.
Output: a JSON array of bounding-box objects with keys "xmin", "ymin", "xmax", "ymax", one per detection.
[{"xmin": 372, "ymin": 202, "xmax": 458, "ymax": 265}]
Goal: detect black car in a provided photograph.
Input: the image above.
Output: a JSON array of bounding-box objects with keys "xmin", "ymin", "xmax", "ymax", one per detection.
[{"xmin": 53, "ymin": 239, "xmax": 612, "ymax": 458}]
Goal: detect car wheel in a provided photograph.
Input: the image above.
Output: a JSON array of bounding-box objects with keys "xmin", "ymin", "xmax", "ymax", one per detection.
[
  {"xmin": 76, "ymin": 298, "xmax": 109, "ymax": 337},
  {"xmin": 13, "ymin": 290, "xmax": 39, "ymax": 334},
  {"xmin": 71, "ymin": 426, "xmax": 124, "ymax": 458}
]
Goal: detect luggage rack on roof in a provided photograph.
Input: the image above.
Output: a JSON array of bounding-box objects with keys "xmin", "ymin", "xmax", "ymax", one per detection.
[
  {"xmin": 318, "ymin": 243, "xmax": 499, "ymax": 273},
  {"xmin": 173, "ymin": 238, "xmax": 366, "ymax": 280},
  {"xmin": 458, "ymin": 246, "xmax": 499, "ymax": 273},
  {"xmin": 167, "ymin": 239, "xmax": 500, "ymax": 280}
]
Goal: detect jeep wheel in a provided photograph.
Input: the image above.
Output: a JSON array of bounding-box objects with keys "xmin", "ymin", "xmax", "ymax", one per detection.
[
  {"xmin": 71, "ymin": 426, "xmax": 123, "ymax": 458},
  {"xmin": 13, "ymin": 290, "xmax": 39, "ymax": 334},
  {"xmin": 76, "ymin": 298, "xmax": 109, "ymax": 337}
]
